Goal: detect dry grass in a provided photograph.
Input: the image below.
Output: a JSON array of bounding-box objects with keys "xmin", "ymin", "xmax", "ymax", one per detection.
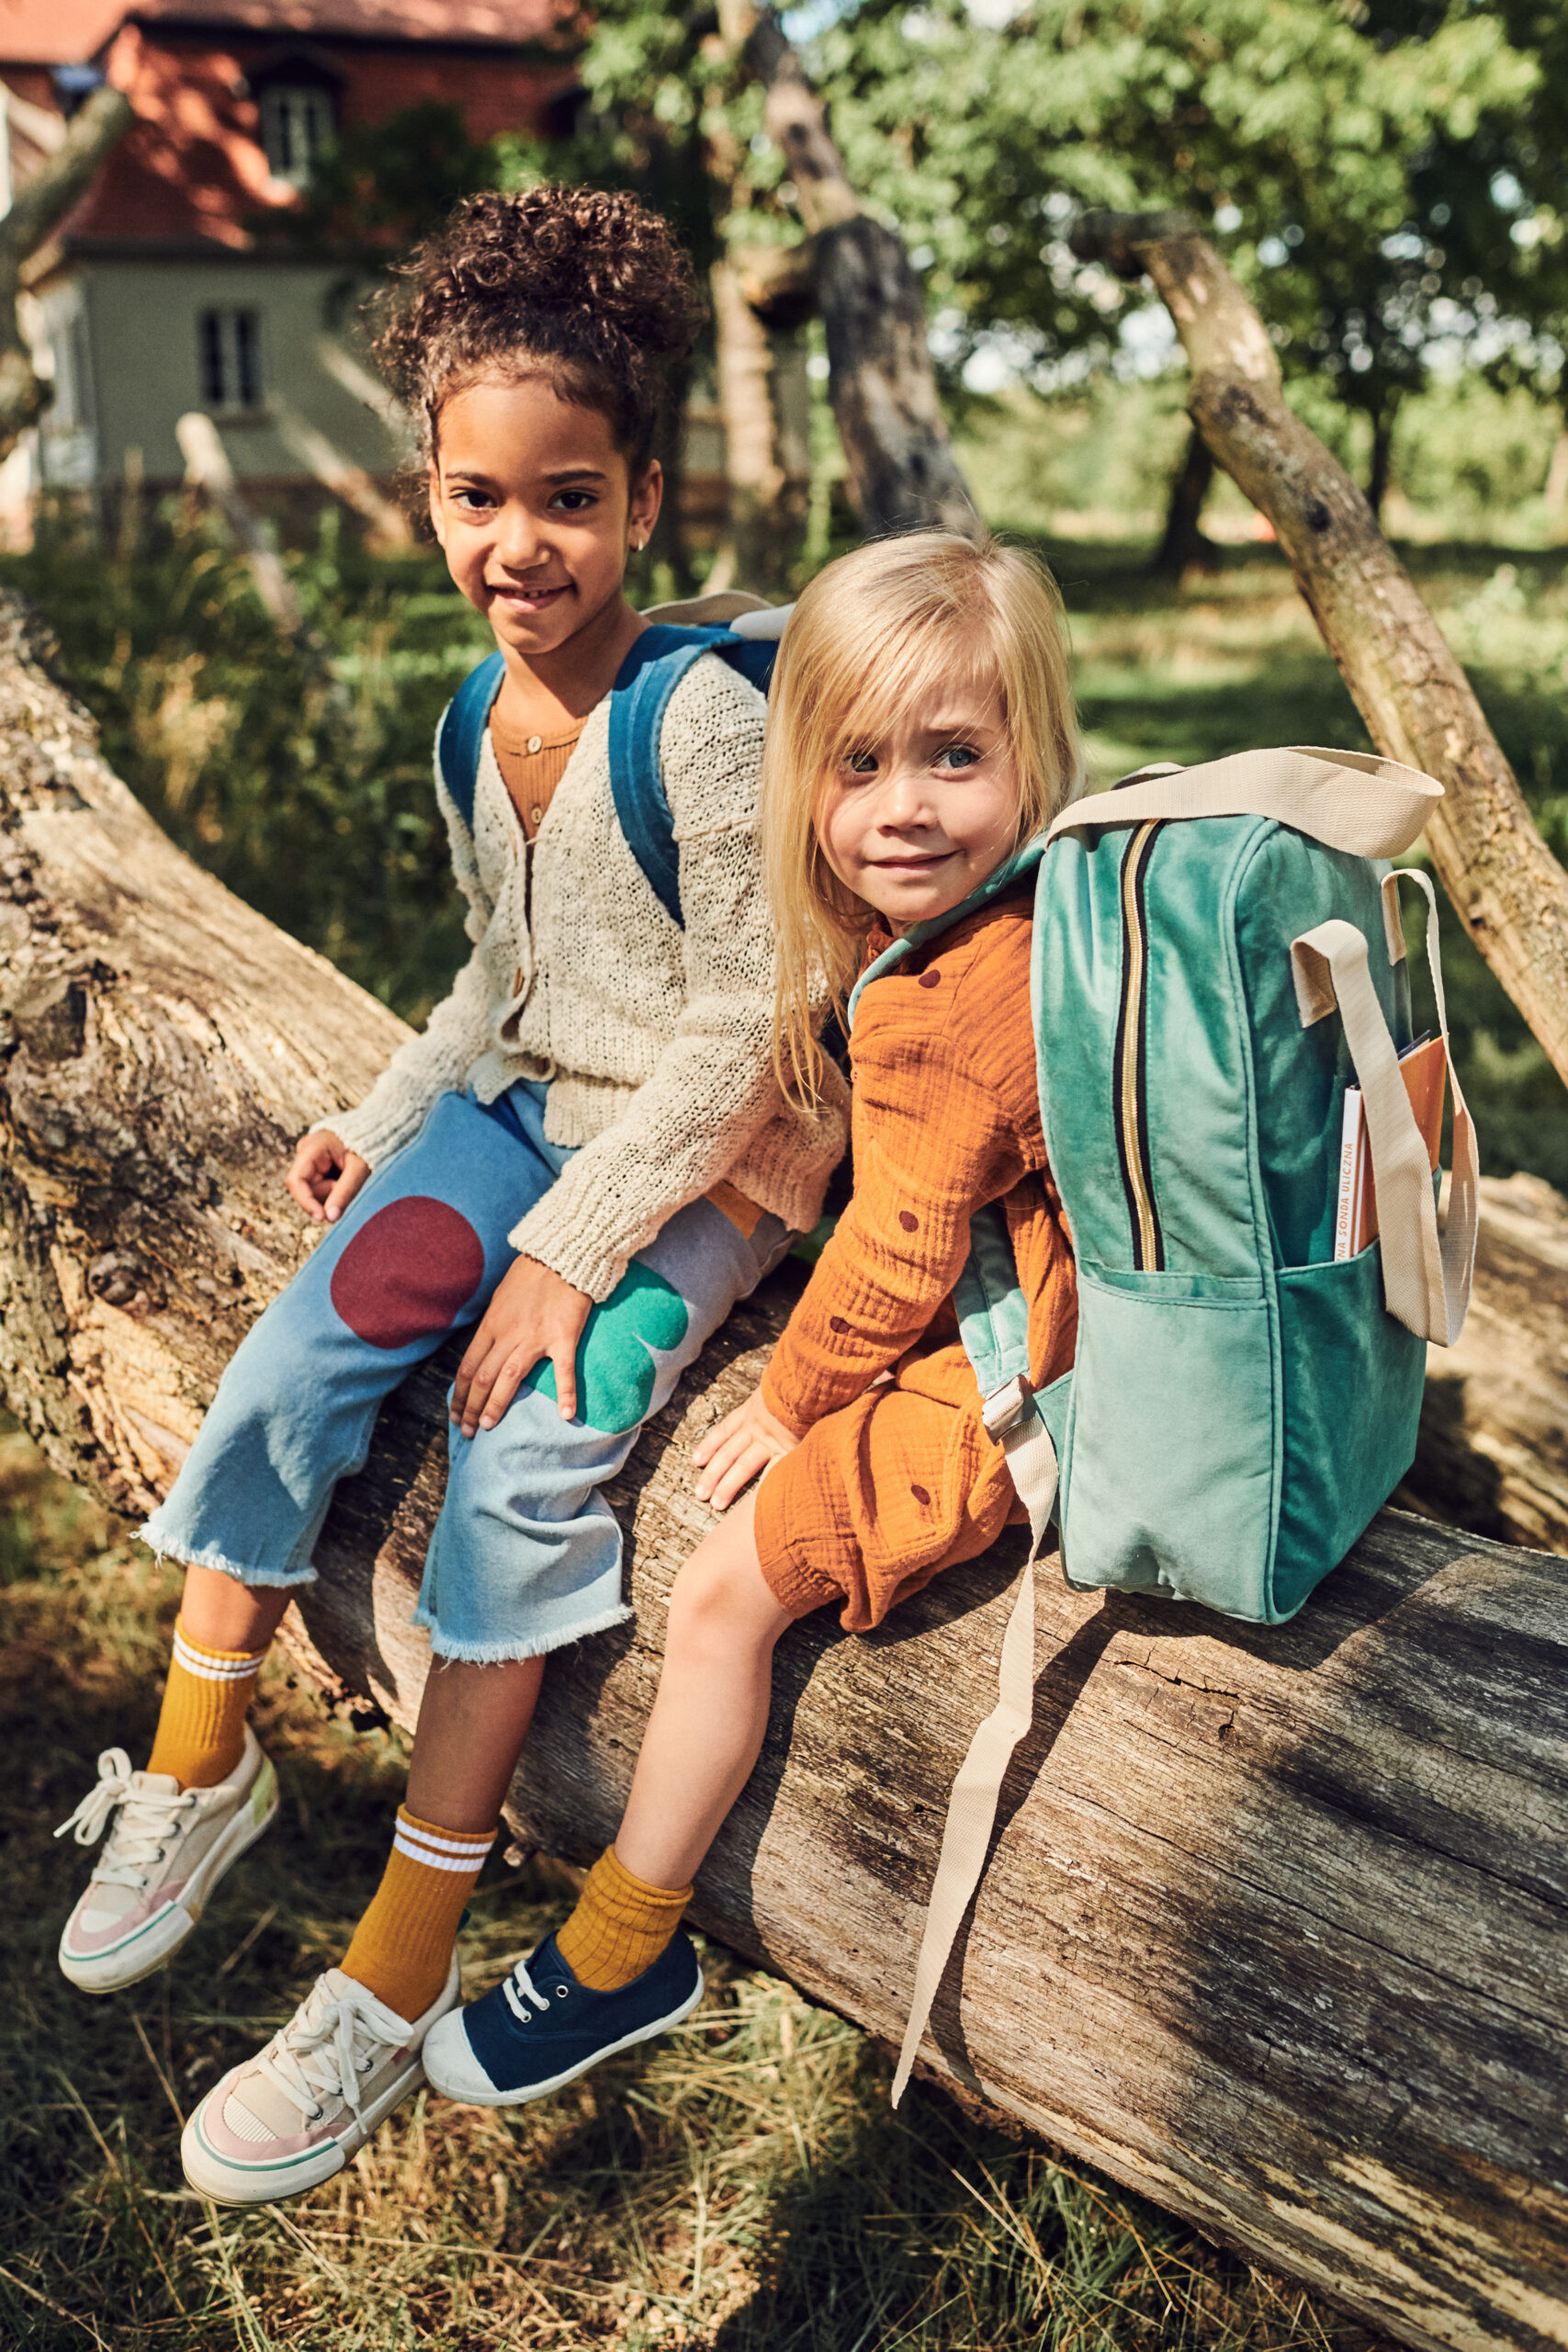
[{"xmin": 0, "ymin": 1418, "xmax": 1394, "ymax": 2351}]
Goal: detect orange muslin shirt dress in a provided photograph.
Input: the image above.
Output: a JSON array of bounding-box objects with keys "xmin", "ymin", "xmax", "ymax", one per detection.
[{"xmin": 754, "ymin": 888, "xmax": 1078, "ymax": 1632}]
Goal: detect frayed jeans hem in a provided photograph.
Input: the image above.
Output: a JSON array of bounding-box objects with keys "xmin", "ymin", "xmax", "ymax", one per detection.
[
  {"xmin": 136, "ymin": 1525, "xmax": 319, "ymax": 1589},
  {"xmin": 417, "ymin": 1600, "xmax": 634, "ymax": 1666}
]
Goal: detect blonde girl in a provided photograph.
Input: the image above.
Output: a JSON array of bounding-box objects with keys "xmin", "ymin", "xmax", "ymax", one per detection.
[{"xmin": 420, "ymin": 530, "xmax": 1084, "ymax": 2108}]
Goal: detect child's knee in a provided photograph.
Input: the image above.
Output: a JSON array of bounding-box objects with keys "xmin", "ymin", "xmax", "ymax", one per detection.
[{"xmin": 666, "ymin": 1523, "xmax": 782, "ymax": 1657}]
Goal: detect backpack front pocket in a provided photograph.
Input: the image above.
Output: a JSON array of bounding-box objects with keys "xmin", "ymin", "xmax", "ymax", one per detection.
[
  {"xmin": 1272, "ymin": 1244, "xmax": 1426, "ymax": 1616},
  {"xmin": 1061, "ymin": 1264, "xmax": 1279, "ymax": 1620}
]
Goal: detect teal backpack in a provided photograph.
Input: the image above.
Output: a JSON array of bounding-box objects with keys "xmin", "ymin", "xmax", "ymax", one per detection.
[{"xmin": 886, "ymin": 746, "xmax": 1479, "ymax": 2101}]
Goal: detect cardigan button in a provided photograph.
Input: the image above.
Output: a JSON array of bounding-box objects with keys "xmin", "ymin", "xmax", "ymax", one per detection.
[
  {"xmin": 513, "ymin": 967, "xmax": 526, "ymax": 995},
  {"xmin": 899, "ymin": 1210, "xmax": 919, "ymax": 1232},
  {"xmin": 829, "ymin": 1315, "xmax": 851, "ymax": 1334},
  {"xmin": 910, "ymin": 1483, "xmax": 931, "ymax": 1506},
  {"xmin": 918, "ymin": 969, "xmax": 942, "ymax": 989},
  {"xmin": 526, "ymin": 734, "xmax": 543, "ymax": 753}
]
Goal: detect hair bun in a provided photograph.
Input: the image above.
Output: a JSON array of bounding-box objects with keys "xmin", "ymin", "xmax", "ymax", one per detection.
[{"xmin": 375, "ymin": 186, "xmax": 705, "ymax": 472}]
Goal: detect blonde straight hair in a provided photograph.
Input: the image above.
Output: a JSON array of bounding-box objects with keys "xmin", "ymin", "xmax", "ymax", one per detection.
[{"xmin": 763, "ymin": 530, "xmax": 1082, "ymax": 1107}]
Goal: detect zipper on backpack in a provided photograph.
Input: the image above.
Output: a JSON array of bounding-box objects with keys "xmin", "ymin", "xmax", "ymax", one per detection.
[{"xmin": 1113, "ymin": 819, "xmax": 1166, "ymax": 1272}]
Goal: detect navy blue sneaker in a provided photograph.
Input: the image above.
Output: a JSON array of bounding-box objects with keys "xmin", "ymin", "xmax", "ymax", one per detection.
[{"xmin": 422, "ymin": 1929, "xmax": 704, "ymax": 2107}]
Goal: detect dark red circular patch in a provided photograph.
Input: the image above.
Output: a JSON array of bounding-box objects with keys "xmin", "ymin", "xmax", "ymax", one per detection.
[{"xmin": 330, "ymin": 1196, "xmax": 486, "ymax": 1351}]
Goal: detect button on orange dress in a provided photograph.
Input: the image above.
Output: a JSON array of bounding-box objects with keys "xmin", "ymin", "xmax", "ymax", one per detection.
[{"xmin": 755, "ymin": 888, "xmax": 1078, "ymax": 1633}]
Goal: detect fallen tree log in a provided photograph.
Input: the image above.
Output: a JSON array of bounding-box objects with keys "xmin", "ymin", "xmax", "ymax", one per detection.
[
  {"xmin": 1070, "ymin": 209, "xmax": 1568, "ymax": 1092},
  {"xmin": 1, "ymin": 601, "xmax": 1565, "ymax": 2352}
]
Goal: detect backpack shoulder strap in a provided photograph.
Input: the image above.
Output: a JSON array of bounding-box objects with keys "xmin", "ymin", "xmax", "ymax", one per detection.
[
  {"xmin": 435, "ymin": 650, "xmax": 506, "ymax": 833},
  {"xmin": 606, "ymin": 624, "xmax": 779, "ymax": 933}
]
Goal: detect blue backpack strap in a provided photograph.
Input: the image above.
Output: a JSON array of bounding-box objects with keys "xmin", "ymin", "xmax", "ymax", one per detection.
[
  {"xmin": 435, "ymin": 650, "xmax": 506, "ymax": 833},
  {"xmin": 607, "ymin": 625, "xmax": 779, "ymax": 932},
  {"xmin": 436, "ymin": 626, "xmax": 779, "ymax": 926}
]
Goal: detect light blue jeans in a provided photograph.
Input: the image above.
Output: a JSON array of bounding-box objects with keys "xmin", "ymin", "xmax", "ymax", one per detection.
[{"xmin": 141, "ymin": 1081, "xmax": 790, "ymax": 1661}]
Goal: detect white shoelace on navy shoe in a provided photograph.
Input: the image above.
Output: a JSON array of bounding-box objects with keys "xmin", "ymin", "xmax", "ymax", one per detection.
[
  {"xmin": 501, "ymin": 1959, "xmax": 560, "ymax": 2028},
  {"xmin": 53, "ymin": 1748, "xmax": 197, "ymax": 1892}
]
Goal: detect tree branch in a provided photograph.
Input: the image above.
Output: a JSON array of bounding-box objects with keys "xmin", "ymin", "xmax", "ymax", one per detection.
[
  {"xmin": 1073, "ymin": 210, "xmax": 1568, "ymax": 1088},
  {"xmin": 723, "ymin": 0, "xmax": 981, "ymax": 539},
  {"xmin": 0, "ymin": 85, "xmax": 132, "ymax": 452}
]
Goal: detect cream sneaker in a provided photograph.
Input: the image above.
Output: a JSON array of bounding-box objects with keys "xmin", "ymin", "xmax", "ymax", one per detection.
[
  {"xmin": 181, "ymin": 1958, "xmax": 461, "ymax": 2206},
  {"xmin": 56, "ymin": 1725, "xmax": 278, "ymax": 1995}
]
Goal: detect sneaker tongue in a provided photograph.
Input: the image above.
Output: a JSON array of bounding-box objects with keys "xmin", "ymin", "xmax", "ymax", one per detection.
[
  {"xmin": 322, "ymin": 1967, "xmax": 415, "ymax": 2038},
  {"xmin": 135, "ymin": 1770, "xmax": 182, "ymax": 1798}
]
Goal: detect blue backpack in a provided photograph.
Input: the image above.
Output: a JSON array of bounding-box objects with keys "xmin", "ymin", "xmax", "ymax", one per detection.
[
  {"xmin": 434, "ymin": 605, "xmax": 785, "ymax": 927},
  {"xmin": 887, "ymin": 745, "xmax": 1480, "ymax": 2103}
]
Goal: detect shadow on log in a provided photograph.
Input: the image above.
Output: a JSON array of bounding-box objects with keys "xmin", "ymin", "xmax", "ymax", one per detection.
[{"xmin": 0, "ymin": 594, "xmax": 1564, "ymax": 2352}]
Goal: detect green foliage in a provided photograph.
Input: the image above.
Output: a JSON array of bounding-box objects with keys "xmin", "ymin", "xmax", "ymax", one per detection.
[{"xmin": 0, "ymin": 497, "xmax": 487, "ymax": 1026}]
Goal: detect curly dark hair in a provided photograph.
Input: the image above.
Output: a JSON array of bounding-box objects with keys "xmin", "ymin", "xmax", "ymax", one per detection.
[{"xmin": 374, "ymin": 186, "xmax": 706, "ymax": 478}]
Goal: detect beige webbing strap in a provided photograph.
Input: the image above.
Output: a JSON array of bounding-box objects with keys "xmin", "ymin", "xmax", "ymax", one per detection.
[
  {"xmin": 1290, "ymin": 879, "xmax": 1476, "ymax": 1345},
  {"xmin": 1047, "ymin": 745, "xmax": 1441, "ymax": 861},
  {"xmin": 891, "ymin": 1381, "xmax": 1059, "ymax": 2108}
]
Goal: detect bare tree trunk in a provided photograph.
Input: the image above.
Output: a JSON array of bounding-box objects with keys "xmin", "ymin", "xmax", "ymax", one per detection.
[
  {"xmin": 1366, "ymin": 393, "xmax": 1400, "ymax": 524},
  {"xmin": 1071, "ymin": 211, "xmax": 1568, "ymax": 1091},
  {"xmin": 721, "ymin": 2, "xmax": 980, "ymax": 540},
  {"xmin": 0, "ymin": 595, "xmax": 1565, "ymax": 2352},
  {"xmin": 175, "ymin": 412, "xmax": 302, "ymax": 635},
  {"xmin": 710, "ymin": 256, "xmax": 809, "ymax": 594},
  {"xmin": 1153, "ymin": 425, "xmax": 1217, "ymax": 577},
  {"xmin": 0, "ymin": 85, "xmax": 132, "ymax": 455}
]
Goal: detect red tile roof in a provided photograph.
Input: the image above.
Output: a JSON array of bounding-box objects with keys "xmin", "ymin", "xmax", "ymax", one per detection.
[{"xmin": 0, "ymin": 0, "xmax": 565, "ymax": 66}]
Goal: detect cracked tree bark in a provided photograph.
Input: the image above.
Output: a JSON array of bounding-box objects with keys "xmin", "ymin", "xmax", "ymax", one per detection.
[
  {"xmin": 0, "ymin": 598, "xmax": 1564, "ymax": 2350},
  {"xmin": 721, "ymin": 2, "xmax": 981, "ymax": 540},
  {"xmin": 1071, "ymin": 210, "xmax": 1568, "ymax": 1091}
]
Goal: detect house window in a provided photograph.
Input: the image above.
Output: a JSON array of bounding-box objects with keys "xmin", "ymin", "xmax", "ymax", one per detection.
[
  {"xmin": 259, "ymin": 84, "xmax": 333, "ymax": 187},
  {"xmin": 198, "ymin": 309, "xmax": 262, "ymax": 412}
]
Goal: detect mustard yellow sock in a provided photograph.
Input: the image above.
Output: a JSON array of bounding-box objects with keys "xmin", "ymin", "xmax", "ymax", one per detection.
[
  {"xmin": 146, "ymin": 1617, "xmax": 266, "ymax": 1789},
  {"xmin": 557, "ymin": 1846, "xmax": 693, "ymax": 1992},
  {"xmin": 340, "ymin": 1807, "xmax": 495, "ymax": 2023}
]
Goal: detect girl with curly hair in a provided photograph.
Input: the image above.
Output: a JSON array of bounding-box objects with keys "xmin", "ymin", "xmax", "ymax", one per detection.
[{"xmin": 51, "ymin": 187, "xmax": 846, "ymax": 2202}]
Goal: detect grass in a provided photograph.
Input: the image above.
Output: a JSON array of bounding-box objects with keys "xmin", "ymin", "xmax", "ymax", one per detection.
[{"xmin": 1, "ymin": 1419, "xmax": 1392, "ymax": 2350}]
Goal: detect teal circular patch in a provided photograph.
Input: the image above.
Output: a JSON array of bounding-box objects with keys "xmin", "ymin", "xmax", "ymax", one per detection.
[{"xmin": 528, "ymin": 1261, "xmax": 690, "ymax": 1434}]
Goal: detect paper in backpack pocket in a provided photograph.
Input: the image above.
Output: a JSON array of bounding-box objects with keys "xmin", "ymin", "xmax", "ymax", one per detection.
[{"xmin": 1333, "ymin": 1033, "xmax": 1446, "ymax": 1261}]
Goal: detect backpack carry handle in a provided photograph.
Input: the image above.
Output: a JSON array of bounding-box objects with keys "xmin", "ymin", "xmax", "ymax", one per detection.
[
  {"xmin": 1048, "ymin": 744, "xmax": 1442, "ymax": 861},
  {"xmin": 1290, "ymin": 872, "xmax": 1478, "ymax": 1347}
]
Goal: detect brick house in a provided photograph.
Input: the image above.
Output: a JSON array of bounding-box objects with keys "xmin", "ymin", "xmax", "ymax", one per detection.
[{"xmin": 0, "ymin": 0, "xmax": 579, "ymax": 511}]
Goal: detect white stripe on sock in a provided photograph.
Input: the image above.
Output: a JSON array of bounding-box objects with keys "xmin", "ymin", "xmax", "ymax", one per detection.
[
  {"xmin": 392, "ymin": 1831, "xmax": 491, "ymax": 1873},
  {"xmin": 394, "ymin": 1818, "xmax": 496, "ymax": 1861},
  {"xmin": 172, "ymin": 1632, "xmax": 265, "ymax": 1682}
]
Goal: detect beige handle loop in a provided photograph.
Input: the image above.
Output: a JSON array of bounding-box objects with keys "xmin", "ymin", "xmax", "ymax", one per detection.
[
  {"xmin": 1380, "ymin": 866, "xmax": 1479, "ymax": 1348},
  {"xmin": 1049, "ymin": 745, "xmax": 1442, "ymax": 861},
  {"xmin": 892, "ymin": 1390, "xmax": 1058, "ymax": 2108},
  {"xmin": 1290, "ymin": 897, "xmax": 1474, "ymax": 1347}
]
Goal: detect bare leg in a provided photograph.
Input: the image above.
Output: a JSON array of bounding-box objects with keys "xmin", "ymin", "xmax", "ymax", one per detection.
[
  {"xmin": 614, "ymin": 1491, "xmax": 795, "ymax": 1892},
  {"xmin": 406, "ymin": 1655, "xmax": 547, "ymax": 1833},
  {"xmin": 178, "ymin": 1562, "xmax": 296, "ymax": 1653}
]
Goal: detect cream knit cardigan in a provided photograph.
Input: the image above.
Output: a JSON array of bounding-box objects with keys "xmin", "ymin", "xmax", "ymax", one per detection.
[{"xmin": 334, "ymin": 650, "xmax": 847, "ymax": 1302}]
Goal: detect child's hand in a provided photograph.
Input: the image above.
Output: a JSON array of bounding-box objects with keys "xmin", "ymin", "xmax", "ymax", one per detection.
[
  {"xmin": 451, "ymin": 1255, "xmax": 592, "ymax": 1437},
  {"xmin": 692, "ymin": 1386, "xmax": 799, "ymax": 1511},
  {"xmin": 288, "ymin": 1130, "xmax": 369, "ymax": 1225}
]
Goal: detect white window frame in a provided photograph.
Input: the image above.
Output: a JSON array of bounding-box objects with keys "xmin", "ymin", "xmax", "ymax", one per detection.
[
  {"xmin": 259, "ymin": 84, "xmax": 333, "ymax": 187},
  {"xmin": 198, "ymin": 307, "xmax": 264, "ymax": 414}
]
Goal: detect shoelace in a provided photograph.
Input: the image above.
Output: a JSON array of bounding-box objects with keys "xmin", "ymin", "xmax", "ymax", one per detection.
[
  {"xmin": 53, "ymin": 1748, "xmax": 196, "ymax": 1892},
  {"xmin": 256, "ymin": 1981, "xmax": 397, "ymax": 2136},
  {"xmin": 502, "ymin": 1959, "xmax": 569, "ymax": 2029}
]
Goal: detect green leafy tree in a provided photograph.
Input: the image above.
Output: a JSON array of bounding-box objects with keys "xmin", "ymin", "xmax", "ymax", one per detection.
[{"xmin": 794, "ymin": 0, "xmax": 1543, "ymax": 512}]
